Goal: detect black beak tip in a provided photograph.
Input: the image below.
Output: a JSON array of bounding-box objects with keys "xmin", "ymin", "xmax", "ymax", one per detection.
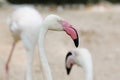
[
  {"xmin": 66, "ymin": 67, "xmax": 71, "ymax": 75},
  {"xmin": 74, "ymin": 38, "xmax": 79, "ymax": 47}
]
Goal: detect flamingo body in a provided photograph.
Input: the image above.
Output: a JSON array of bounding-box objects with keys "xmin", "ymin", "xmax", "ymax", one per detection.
[
  {"xmin": 6, "ymin": 6, "xmax": 43, "ymax": 80},
  {"xmin": 10, "ymin": 7, "xmax": 42, "ymax": 42}
]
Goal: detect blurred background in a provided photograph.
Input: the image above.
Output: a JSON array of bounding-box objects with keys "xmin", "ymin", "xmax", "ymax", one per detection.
[{"xmin": 0, "ymin": 0, "xmax": 120, "ymax": 80}]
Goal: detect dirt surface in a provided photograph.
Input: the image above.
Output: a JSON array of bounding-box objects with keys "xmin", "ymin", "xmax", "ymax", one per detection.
[{"xmin": 0, "ymin": 4, "xmax": 120, "ymax": 80}]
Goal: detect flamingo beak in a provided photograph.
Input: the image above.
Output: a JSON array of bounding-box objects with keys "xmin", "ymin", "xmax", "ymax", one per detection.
[
  {"xmin": 65, "ymin": 52, "xmax": 73, "ymax": 75},
  {"xmin": 72, "ymin": 29, "xmax": 79, "ymax": 47},
  {"xmin": 59, "ymin": 20, "xmax": 79, "ymax": 47},
  {"xmin": 66, "ymin": 64, "xmax": 73, "ymax": 75},
  {"xmin": 64, "ymin": 27, "xmax": 79, "ymax": 47}
]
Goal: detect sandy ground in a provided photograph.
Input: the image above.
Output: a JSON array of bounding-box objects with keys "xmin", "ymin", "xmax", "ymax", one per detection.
[{"xmin": 0, "ymin": 4, "xmax": 120, "ymax": 80}]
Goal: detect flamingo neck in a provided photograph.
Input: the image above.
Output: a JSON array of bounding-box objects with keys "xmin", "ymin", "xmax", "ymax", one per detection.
[
  {"xmin": 38, "ymin": 26, "xmax": 52, "ymax": 80},
  {"xmin": 84, "ymin": 63, "xmax": 93, "ymax": 80},
  {"xmin": 38, "ymin": 27, "xmax": 47, "ymax": 54}
]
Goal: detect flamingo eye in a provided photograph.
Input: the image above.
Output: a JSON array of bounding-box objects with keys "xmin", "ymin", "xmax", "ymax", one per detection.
[{"xmin": 57, "ymin": 19, "xmax": 62, "ymax": 23}]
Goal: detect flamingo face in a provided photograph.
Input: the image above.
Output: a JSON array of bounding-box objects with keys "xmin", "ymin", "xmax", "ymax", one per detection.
[
  {"xmin": 58, "ymin": 20, "xmax": 79, "ymax": 47},
  {"xmin": 44, "ymin": 14, "xmax": 79, "ymax": 47},
  {"xmin": 65, "ymin": 48, "xmax": 93, "ymax": 80}
]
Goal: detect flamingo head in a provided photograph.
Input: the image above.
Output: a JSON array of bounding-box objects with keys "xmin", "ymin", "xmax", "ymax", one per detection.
[
  {"xmin": 65, "ymin": 48, "xmax": 93, "ymax": 75},
  {"xmin": 44, "ymin": 14, "xmax": 79, "ymax": 47}
]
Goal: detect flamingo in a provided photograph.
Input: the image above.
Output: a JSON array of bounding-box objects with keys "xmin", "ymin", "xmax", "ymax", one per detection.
[
  {"xmin": 65, "ymin": 48, "xmax": 93, "ymax": 80},
  {"xmin": 6, "ymin": 6, "xmax": 79, "ymax": 80}
]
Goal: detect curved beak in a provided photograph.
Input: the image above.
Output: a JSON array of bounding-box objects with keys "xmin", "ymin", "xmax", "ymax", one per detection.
[
  {"xmin": 64, "ymin": 26, "xmax": 79, "ymax": 47},
  {"xmin": 59, "ymin": 20, "xmax": 79, "ymax": 47},
  {"xmin": 65, "ymin": 52, "xmax": 73, "ymax": 75},
  {"xmin": 66, "ymin": 66, "xmax": 72, "ymax": 75},
  {"xmin": 71, "ymin": 27, "xmax": 79, "ymax": 47}
]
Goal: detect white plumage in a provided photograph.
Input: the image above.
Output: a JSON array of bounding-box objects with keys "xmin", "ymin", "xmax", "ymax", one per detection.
[
  {"xmin": 6, "ymin": 6, "xmax": 43, "ymax": 80},
  {"xmin": 6, "ymin": 6, "xmax": 79, "ymax": 80}
]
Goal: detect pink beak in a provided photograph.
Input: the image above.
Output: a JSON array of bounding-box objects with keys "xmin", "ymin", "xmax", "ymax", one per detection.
[
  {"xmin": 65, "ymin": 52, "xmax": 73, "ymax": 75},
  {"xmin": 61, "ymin": 20, "xmax": 79, "ymax": 47}
]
